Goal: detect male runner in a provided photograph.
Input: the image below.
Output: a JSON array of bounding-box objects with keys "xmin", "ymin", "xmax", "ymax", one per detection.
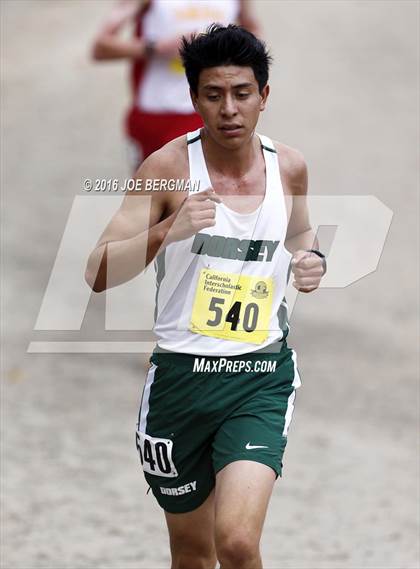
[{"xmin": 86, "ymin": 24, "xmax": 326, "ymax": 569}]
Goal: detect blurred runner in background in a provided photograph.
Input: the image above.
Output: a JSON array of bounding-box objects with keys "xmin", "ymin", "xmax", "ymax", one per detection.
[{"xmin": 92, "ymin": 0, "xmax": 260, "ymax": 171}]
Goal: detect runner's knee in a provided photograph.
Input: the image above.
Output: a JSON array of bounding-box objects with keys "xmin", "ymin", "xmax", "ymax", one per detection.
[{"xmin": 215, "ymin": 530, "xmax": 259, "ymax": 566}]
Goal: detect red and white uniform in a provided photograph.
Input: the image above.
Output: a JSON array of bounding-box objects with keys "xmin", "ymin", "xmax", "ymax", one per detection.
[{"xmin": 125, "ymin": 0, "xmax": 240, "ymax": 168}]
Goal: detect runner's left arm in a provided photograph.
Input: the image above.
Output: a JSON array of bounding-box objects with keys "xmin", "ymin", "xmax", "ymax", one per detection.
[{"xmin": 279, "ymin": 146, "xmax": 325, "ymax": 293}]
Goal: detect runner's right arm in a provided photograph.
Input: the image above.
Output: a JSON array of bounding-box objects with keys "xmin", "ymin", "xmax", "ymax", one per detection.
[
  {"xmin": 91, "ymin": 0, "xmax": 147, "ymax": 61},
  {"xmin": 91, "ymin": 0, "xmax": 184, "ymax": 61},
  {"xmin": 85, "ymin": 148, "xmax": 220, "ymax": 292}
]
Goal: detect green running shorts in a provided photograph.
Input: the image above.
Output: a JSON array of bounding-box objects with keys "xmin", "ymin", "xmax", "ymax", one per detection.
[{"xmin": 135, "ymin": 341, "xmax": 301, "ymax": 513}]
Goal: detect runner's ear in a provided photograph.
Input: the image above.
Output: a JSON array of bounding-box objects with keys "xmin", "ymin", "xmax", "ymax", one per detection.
[{"xmin": 260, "ymin": 84, "xmax": 269, "ymax": 111}]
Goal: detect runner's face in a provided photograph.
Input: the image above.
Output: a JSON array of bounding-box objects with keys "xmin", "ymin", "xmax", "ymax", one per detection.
[{"xmin": 191, "ymin": 66, "xmax": 269, "ymax": 149}]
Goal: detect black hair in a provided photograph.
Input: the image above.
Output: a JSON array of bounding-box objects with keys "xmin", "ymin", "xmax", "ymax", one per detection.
[{"xmin": 179, "ymin": 24, "xmax": 272, "ymax": 94}]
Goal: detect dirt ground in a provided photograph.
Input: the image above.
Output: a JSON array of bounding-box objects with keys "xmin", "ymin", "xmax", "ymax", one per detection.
[{"xmin": 1, "ymin": 1, "xmax": 419, "ymax": 568}]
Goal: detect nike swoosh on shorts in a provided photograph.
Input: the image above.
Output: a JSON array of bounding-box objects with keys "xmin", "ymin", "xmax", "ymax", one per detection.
[{"xmin": 245, "ymin": 442, "xmax": 269, "ymax": 450}]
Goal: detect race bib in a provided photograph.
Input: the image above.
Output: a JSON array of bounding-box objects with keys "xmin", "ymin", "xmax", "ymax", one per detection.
[
  {"xmin": 136, "ymin": 431, "xmax": 178, "ymax": 478},
  {"xmin": 190, "ymin": 269, "xmax": 274, "ymax": 344}
]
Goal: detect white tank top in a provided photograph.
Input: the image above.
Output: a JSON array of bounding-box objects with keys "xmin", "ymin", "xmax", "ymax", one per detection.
[
  {"xmin": 139, "ymin": 0, "xmax": 240, "ymax": 113},
  {"xmin": 154, "ymin": 129, "xmax": 292, "ymax": 356}
]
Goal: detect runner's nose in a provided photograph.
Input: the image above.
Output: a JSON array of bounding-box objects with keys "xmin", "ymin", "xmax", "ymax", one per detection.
[{"xmin": 220, "ymin": 95, "xmax": 238, "ymax": 118}]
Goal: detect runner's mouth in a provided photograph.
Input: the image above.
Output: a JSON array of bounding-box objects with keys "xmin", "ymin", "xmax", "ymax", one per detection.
[{"xmin": 219, "ymin": 125, "xmax": 244, "ymax": 136}]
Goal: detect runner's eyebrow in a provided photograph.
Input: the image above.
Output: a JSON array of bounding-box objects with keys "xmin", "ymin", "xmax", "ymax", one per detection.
[{"xmin": 202, "ymin": 83, "xmax": 254, "ymax": 91}]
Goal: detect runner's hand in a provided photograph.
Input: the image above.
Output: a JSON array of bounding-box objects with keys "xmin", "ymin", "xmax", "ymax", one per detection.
[
  {"xmin": 166, "ymin": 188, "xmax": 221, "ymax": 243},
  {"xmin": 291, "ymin": 250, "xmax": 325, "ymax": 293}
]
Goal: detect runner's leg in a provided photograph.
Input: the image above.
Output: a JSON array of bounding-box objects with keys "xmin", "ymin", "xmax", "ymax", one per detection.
[
  {"xmin": 165, "ymin": 489, "xmax": 217, "ymax": 569},
  {"xmin": 214, "ymin": 460, "xmax": 276, "ymax": 569}
]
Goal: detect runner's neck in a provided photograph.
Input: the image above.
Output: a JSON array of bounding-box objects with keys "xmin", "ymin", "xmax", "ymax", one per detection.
[{"xmin": 200, "ymin": 128, "xmax": 261, "ymax": 179}]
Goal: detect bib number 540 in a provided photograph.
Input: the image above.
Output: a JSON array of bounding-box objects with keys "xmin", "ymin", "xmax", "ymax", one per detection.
[
  {"xmin": 207, "ymin": 297, "xmax": 259, "ymax": 332},
  {"xmin": 136, "ymin": 431, "xmax": 178, "ymax": 478}
]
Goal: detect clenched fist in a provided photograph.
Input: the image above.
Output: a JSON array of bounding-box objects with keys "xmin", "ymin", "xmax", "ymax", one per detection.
[
  {"xmin": 166, "ymin": 188, "xmax": 222, "ymax": 244},
  {"xmin": 291, "ymin": 250, "xmax": 326, "ymax": 293}
]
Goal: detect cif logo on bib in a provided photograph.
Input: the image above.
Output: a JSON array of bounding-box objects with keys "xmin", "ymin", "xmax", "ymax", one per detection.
[{"xmin": 251, "ymin": 281, "xmax": 269, "ymax": 299}]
